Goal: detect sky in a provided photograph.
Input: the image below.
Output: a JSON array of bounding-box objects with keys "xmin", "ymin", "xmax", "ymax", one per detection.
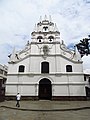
[{"xmin": 0, "ymin": 0, "xmax": 90, "ymax": 72}]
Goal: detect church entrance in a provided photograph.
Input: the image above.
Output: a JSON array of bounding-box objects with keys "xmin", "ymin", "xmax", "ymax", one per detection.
[{"xmin": 39, "ymin": 78, "xmax": 52, "ymax": 100}]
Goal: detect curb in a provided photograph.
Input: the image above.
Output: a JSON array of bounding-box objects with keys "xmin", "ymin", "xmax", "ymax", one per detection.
[{"xmin": 1, "ymin": 106, "xmax": 90, "ymax": 112}]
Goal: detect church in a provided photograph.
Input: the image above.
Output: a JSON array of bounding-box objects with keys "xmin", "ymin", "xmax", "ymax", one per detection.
[{"xmin": 6, "ymin": 16, "xmax": 86, "ymax": 100}]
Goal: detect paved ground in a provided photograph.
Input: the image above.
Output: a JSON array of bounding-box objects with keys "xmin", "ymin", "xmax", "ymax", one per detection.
[{"xmin": 0, "ymin": 100, "xmax": 90, "ymax": 120}]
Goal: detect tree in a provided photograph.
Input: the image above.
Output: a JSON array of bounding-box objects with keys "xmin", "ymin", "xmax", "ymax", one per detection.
[{"xmin": 76, "ymin": 35, "xmax": 90, "ymax": 57}]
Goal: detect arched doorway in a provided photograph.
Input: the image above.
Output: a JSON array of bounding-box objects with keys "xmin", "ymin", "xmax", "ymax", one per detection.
[{"xmin": 39, "ymin": 78, "xmax": 52, "ymax": 100}]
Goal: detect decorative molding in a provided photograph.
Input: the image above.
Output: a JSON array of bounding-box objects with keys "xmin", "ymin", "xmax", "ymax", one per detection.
[
  {"xmin": 7, "ymin": 72, "xmax": 84, "ymax": 76},
  {"xmin": 5, "ymin": 82, "xmax": 86, "ymax": 85},
  {"xmin": 60, "ymin": 44, "xmax": 75, "ymax": 59}
]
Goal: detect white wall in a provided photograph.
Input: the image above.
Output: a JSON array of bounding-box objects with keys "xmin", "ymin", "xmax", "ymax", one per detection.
[{"xmin": 6, "ymin": 73, "xmax": 86, "ymax": 96}]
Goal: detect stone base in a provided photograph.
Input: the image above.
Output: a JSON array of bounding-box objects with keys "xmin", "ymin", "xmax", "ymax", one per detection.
[
  {"xmin": 52, "ymin": 96, "xmax": 87, "ymax": 101},
  {"xmin": 5, "ymin": 96, "xmax": 87, "ymax": 101},
  {"xmin": 5, "ymin": 96, "xmax": 39, "ymax": 101},
  {"xmin": 0, "ymin": 96, "xmax": 5, "ymax": 102}
]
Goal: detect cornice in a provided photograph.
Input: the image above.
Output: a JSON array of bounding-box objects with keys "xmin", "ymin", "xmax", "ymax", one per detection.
[{"xmin": 7, "ymin": 72, "xmax": 84, "ymax": 76}]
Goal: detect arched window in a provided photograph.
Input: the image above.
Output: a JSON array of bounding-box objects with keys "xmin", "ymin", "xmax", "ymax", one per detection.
[
  {"xmin": 66, "ymin": 65, "xmax": 72, "ymax": 72},
  {"xmin": 18, "ymin": 65, "xmax": 25, "ymax": 72},
  {"xmin": 41, "ymin": 62, "xmax": 49, "ymax": 73},
  {"xmin": 48, "ymin": 36, "xmax": 54, "ymax": 42},
  {"xmin": 37, "ymin": 36, "xmax": 43, "ymax": 42}
]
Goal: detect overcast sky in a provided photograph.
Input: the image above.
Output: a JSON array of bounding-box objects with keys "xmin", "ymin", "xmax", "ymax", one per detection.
[{"xmin": 0, "ymin": 0, "xmax": 90, "ymax": 72}]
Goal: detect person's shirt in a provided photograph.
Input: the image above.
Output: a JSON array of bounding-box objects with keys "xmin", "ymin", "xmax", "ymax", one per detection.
[{"xmin": 16, "ymin": 94, "xmax": 21, "ymax": 100}]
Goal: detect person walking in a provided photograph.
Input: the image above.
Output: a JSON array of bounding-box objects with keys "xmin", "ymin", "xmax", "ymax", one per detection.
[{"xmin": 16, "ymin": 93, "xmax": 21, "ymax": 107}]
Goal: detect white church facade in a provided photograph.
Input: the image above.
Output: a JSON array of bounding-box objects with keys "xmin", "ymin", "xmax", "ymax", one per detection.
[{"xmin": 6, "ymin": 16, "xmax": 87, "ymax": 100}]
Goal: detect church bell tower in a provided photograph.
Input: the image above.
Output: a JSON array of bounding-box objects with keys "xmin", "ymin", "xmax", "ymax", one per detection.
[{"xmin": 31, "ymin": 15, "xmax": 60, "ymax": 43}]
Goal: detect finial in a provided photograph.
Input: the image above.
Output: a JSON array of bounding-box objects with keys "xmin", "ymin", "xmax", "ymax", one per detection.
[
  {"xmin": 44, "ymin": 15, "xmax": 48, "ymax": 20},
  {"xmin": 26, "ymin": 40, "xmax": 29, "ymax": 46},
  {"xmin": 33, "ymin": 24, "xmax": 37, "ymax": 32},
  {"xmin": 74, "ymin": 45, "xmax": 81, "ymax": 61},
  {"xmin": 10, "ymin": 46, "xmax": 16, "ymax": 62},
  {"xmin": 61, "ymin": 40, "xmax": 64, "ymax": 45},
  {"xmin": 12, "ymin": 47, "xmax": 16, "ymax": 55},
  {"xmin": 49, "ymin": 15, "xmax": 52, "ymax": 22},
  {"xmin": 39, "ymin": 16, "xmax": 42, "ymax": 23},
  {"xmin": 54, "ymin": 23, "xmax": 59, "ymax": 31}
]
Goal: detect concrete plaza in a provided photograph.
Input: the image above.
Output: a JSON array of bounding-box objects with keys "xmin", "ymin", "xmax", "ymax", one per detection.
[{"xmin": 0, "ymin": 100, "xmax": 90, "ymax": 120}]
